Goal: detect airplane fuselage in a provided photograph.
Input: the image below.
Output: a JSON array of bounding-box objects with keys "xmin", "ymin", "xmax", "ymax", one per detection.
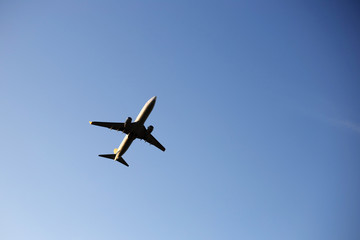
[{"xmin": 115, "ymin": 96, "xmax": 156, "ymax": 160}]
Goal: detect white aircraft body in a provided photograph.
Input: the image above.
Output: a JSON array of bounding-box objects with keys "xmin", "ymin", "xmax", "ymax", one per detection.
[{"xmin": 90, "ymin": 96, "xmax": 165, "ymax": 167}]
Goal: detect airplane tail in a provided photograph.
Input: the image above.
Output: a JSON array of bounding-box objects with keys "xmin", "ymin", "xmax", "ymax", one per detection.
[{"xmin": 98, "ymin": 154, "xmax": 129, "ymax": 167}]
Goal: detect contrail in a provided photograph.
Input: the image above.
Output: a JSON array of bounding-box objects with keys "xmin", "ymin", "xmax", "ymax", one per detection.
[{"xmin": 332, "ymin": 119, "xmax": 360, "ymax": 135}]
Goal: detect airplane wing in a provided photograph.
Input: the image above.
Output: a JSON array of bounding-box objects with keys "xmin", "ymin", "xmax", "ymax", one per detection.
[
  {"xmin": 144, "ymin": 134, "xmax": 166, "ymax": 152},
  {"xmin": 89, "ymin": 121, "xmax": 125, "ymax": 131}
]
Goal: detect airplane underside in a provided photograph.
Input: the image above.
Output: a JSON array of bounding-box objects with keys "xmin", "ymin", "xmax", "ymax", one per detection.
[{"xmin": 90, "ymin": 96, "xmax": 165, "ymax": 167}]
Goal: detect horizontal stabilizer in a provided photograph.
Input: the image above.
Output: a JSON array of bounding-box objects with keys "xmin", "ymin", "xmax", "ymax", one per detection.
[
  {"xmin": 98, "ymin": 154, "xmax": 129, "ymax": 167},
  {"xmin": 99, "ymin": 154, "xmax": 116, "ymax": 159},
  {"xmin": 116, "ymin": 156, "xmax": 129, "ymax": 167}
]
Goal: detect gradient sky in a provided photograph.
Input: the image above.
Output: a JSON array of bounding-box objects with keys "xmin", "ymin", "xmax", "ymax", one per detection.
[{"xmin": 1, "ymin": 1, "xmax": 360, "ymax": 239}]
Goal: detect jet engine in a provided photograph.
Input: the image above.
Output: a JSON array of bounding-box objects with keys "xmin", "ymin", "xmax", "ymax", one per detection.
[
  {"xmin": 147, "ymin": 125, "xmax": 154, "ymax": 134},
  {"xmin": 124, "ymin": 117, "xmax": 132, "ymax": 128}
]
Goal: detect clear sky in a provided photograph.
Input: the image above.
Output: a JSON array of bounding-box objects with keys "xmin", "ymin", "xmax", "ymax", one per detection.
[{"xmin": 1, "ymin": 1, "xmax": 360, "ymax": 239}]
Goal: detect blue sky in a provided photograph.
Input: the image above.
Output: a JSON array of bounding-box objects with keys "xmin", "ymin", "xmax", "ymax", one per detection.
[{"xmin": 1, "ymin": 1, "xmax": 360, "ymax": 239}]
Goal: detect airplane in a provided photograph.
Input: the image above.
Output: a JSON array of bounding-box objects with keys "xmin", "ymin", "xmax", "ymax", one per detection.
[{"xmin": 90, "ymin": 96, "xmax": 165, "ymax": 167}]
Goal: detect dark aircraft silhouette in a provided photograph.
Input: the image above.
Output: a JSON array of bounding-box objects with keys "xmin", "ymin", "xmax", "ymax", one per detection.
[{"xmin": 90, "ymin": 96, "xmax": 165, "ymax": 167}]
